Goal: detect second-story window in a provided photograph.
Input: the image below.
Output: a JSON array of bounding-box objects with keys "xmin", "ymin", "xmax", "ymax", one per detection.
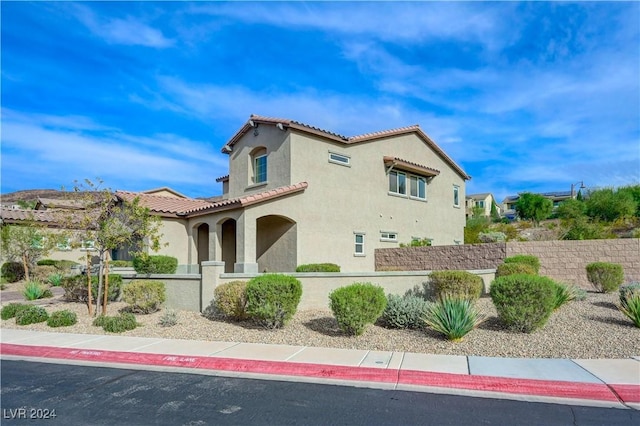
[
  {"xmin": 251, "ymin": 147, "xmax": 267, "ymax": 184},
  {"xmin": 389, "ymin": 170, "xmax": 407, "ymax": 195}
]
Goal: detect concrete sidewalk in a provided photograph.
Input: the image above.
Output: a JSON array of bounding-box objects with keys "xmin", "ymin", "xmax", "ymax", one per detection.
[{"xmin": 1, "ymin": 328, "xmax": 638, "ymax": 410}]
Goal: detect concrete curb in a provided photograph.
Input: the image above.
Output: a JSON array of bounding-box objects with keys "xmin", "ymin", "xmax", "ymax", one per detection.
[{"xmin": 2, "ymin": 343, "xmax": 637, "ymax": 409}]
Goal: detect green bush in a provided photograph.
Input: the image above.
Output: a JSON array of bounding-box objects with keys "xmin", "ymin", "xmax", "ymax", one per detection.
[
  {"xmin": 495, "ymin": 262, "xmax": 537, "ymax": 278},
  {"xmin": 37, "ymin": 259, "xmax": 58, "ymax": 266},
  {"xmin": 1, "ymin": 262, "xmax": 25, "ymax": 283},
  {"xmin": 423, "ymin": 297, "xmax": 485, "ymax": 341},
  {"xmin": 47, "ymin": 273, "xmax": 64, "ymax": 287},
  {"xmin": 503, "ymin": 255, "xmax": 540, "ymax": 273},
  {"xmin": 490, "ymin": 274, "xmax": 557, "ymax": 333},
  {"xmin": 619, "ymin": 283, "xmax": 640, "ymax": 328},
  {"xmin": 295, "ymin": 263, "xmax": 341, "ymax": 273},
  {"xmin": 429, "ymin": 271, "xmax": 483, "ymax": 302},
  {"xmin": 110, "ymin": 260, "xmax": 133, "ymax": 268},
  {"xmin": 93, "ymin": 312, "xmax": 138, "ymax": 333},
  {"xmin": 23, "ymin": 281, "xmax": 53, "ymax": 301},
  {"xmin": 1, "ymin": 303, "xmax": 29, "ymax": 320},
  {"xmin": 61, "ymin": 274, "xmax": 123, "ymax": 303},
  {"xmin": 122, "ymin": 280, "xmax": 166, "ymax": 314},
  {"xmin": 47, "ymin": 310, "xmax": 77, "ymax": 327},
  {"xmin": 15, "ymin": 305, "xmax": 49, "ymax": 325},
  {"xmin": 246, "ymin": 274, "xmax": 302, "ymax": 329},
  {"xmin": 329, "ymin": 282, "xmax": 387, "ymax": 336},
  {"xmin": 132, "ymin": 255, "xmax": 178, "ymax": 274},
  {"xmin": 586, "ymin": 262, "xmax": 624, "ymax": 293},
  {"xmin": 381, "ymin": 294, "xmax": 430, "ymax": 329},
  {"xmin": 214, "ymin": 280, "xmax": 248, "ymax": 321}
]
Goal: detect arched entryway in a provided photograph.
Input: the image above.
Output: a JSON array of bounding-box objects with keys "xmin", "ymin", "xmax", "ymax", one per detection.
[
  {"xmin": 196, "ymin": 223, "xmax": 210, "ymax": 269},
  {"xmin": 220, "ymin": 219, "xmax": 237, "ymax": 273},
  {"xmin": 256, "ymin": 215, "xmax": 297, "ymax": 272}
]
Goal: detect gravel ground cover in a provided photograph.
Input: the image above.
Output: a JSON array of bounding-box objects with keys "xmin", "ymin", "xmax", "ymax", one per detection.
[{"xmin": 1, "ymin": 281, "xmax": 638, "ymax": 359}]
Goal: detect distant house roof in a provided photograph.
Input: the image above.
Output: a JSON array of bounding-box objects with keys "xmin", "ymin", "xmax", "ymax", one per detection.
[
  {"xmin": 115, "ymin": 182, "xmax": 308, "ymax": 218},
  {"xmin": 222, "ymin": 115, "xmax": 470, "ymax": 180},
  {"xmin": 466, "ymin": 193, "xmax": 493, "ymax": 201},
  {"xmin": 502, "ymin": 190, "xmax": 573, "ymax": 205},
  {"xmin": 141, "ymin": 187, "xmax": 188, "ymax": 198},
  {"xmin": 1, "ymin": 207, "xmax": 63, "ymax": 225},
  {"xmin": 36, "ymin": 197, "xmax": 92, "ymax": 210}
]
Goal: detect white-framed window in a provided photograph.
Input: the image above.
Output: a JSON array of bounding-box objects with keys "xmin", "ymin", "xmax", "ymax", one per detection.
[
  {"xmin": 453, "ymin": 185, "xmax": 460, "ymax": 207},
  {"xmin": 389, "ymin": 170, "xmax": 407, "ymax": 195},
  {"xmin": 380, "ymin": 231, "xmax": 397, "ymax": 242},
  {"xmin": 80, "ymin": 240, "xmax": 96, "ymax": 251},
  {"xmin": 250, "ymin": 147, "xmax": 268, "ymax": 185},
  {"xmin": 409, "ymin": 176, "xmax": 426, "ymax": 200},
  {"xmin": 56, "ymin": 238, "xmax": 71, "ymax": 251},
  {"xmin": 354, "ymin": 232, "xmax": 365, "ymax": 256},
  {"xmin": 476, "ymin": 200, "xmax": 484, "ymax": 208},
  {"xmin": 329, "ymin": 151, "xmax": 350, "ymax": 166}
]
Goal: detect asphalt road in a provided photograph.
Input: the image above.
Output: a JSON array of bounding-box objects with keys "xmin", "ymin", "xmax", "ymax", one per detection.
[{"xmin": 1, "ymin": 360, "xmax": 638, "ymax": 426}]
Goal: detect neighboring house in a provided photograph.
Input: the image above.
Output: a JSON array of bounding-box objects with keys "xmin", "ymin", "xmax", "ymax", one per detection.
[
  {"xmin": 465, "ymin": 193, "xmax": 499, "ymax": 218},
  {"xmin": 119, "ymin": 115, "xmax": 471, "ymax": 273},
  {"xmin": 501, "ymin": 190, "xmax": 573, "ymax": 220}
]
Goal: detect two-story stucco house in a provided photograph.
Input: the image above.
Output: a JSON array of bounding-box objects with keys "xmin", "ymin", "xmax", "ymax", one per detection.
[{"xmin": 116, "ymin": 115, "xmax": 470, "ymax": 273}]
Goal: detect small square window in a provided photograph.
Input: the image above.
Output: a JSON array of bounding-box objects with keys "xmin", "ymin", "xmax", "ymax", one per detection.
[{"xmin": 380, "ymin": 232, "xmax": 397, "ymax": 242}]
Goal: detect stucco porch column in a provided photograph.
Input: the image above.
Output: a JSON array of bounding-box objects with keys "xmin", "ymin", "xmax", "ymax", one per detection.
[{"xmin": 234, "ymin": 211, "xmax": 259, "ymax": 273}]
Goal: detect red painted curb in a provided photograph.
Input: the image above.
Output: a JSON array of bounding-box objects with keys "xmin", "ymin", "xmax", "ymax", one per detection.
[{"xmin": 2, "ymin": 343, "xmax": 636, "ymax": 404}]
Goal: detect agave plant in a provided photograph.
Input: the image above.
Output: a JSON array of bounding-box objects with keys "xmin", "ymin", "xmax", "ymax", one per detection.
[
  {"xmin": 22, "ymin": 281, "xmax": 53, "ymax": 301},
  {"xmin": 423, "ymin": 296, "xmax": 485, "ymax": 342},
  {"xmin": 619, "ymin": 283, "xmax": 640, "ymax": 328}
]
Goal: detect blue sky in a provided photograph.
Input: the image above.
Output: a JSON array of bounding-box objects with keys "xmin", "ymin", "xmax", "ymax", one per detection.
[{"xmin": 2, "ymin": 1, "xmax": 639, "ymax": 202}]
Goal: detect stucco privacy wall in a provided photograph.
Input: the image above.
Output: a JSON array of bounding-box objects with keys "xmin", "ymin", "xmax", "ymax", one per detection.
[
  {"xmin": 122, "ymin": 263, "xmax": 495, "ymax": 312},
  {"xmin": 375, "ymin": 239, "xmax": 640, "ymax": 289}
]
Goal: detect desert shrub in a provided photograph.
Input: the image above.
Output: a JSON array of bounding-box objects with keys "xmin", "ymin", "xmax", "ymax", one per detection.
[
  {"xmin": 159, "ymin": 309, "xmax": 178, "ymax": 327},
  {"xmin": 111, "ymin": 260, "xmax": 133, "ymax": 268},
  {"xmin": 381, "ymin": 294, "xmax": 430, "ymax": 329},
  {"xmin": 1, "ymin": 303, "xmax": 29, "ymax": 320},
  {"xmin": 478, "ymin": 231, "xmax": 506, "ymax": 243},
  {"xmin": 61, "ymin": 274, "xmax": 123, "ymax": 303},
  {"xmin": 15, "ymin": 305, "xmax": 49, "ymax": 325},
  {"xmin": 1, "ymin": 262, "xmax": 25, "ymax": 283},
  {"xmin": 47, "ymin": 310, "xmax": 77, "ymax": 327},
  {"xmin": 122, "ymin": 280, "xmax": 166, "ymax": 314},
  {"xmin": 429, "ymin": 271, "xmax": 483, "ymax": 302},
  {"xmin": 37, "ymin": 259, "xmax": 58, "ymax": 266},
  {"xmin": 619, "ymin": 283, "xmax": 640, "ymax": 327},
  {"xmin": 54, "ymin": 260, "xmax": 79, "ymax": 272},
  {"xmin": 132, "ymin": 255, "xmax": 178, "ymax": 274},
  {"xmin": 214, "ymin": 280, "xmax": 248, "ymax": 321},
  {"xmin": 47, "ymin": 273, "xmax": 64, "ymax": 287},
  {"xmin": 586, "ymin": 262, "xmax": 624, "ymax": 293},
  {"xmin": 23, "ymin": 281, "xmax": 53, "ymax": 301},
  {"xmin": 93, "ymin": 312, "xmax": 137, "ymax": 333},
  {"xmin": 329, "ymin": 282, "xmax": 386, "ymax": 336},
  {"xmin": 295, "ymin": 263, "xmax": 340, "ymax": 273},
  {"xmin": 490, "ymin": 274, "xmax": 556, "ymax": 333},
  {"xmin": 503, "ymin": 255, "xmax": 540, "ymax": 273},
  {"xmin": 245, "ymin": 274, "xmax": 302, "ymax": 329},
  {"xmin": 423, "ymin": 296, "xmax": 485, "ymax": 341},
  {"xmin": 551, "ymin": 281, "xmax": 578, "ymax": 310},
  {"xmin": 33, "ymin": 265, "xmax": 57, "ymax": 282},
  {"xmin": 495, "ymin": 262, "xmax": 537, "ymax": 278}
]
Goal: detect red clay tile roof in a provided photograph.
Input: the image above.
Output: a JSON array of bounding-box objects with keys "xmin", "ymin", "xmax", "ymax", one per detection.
[
  {"xmin": 115, "ymin": 191, "xmax": 214, "ymax": 217},
  {"xmin": 223, "ymin": 115, "xmax": 470, "ymax": 180},
  {"xmin": 215, "ymin": 175, "xmax": 229, "ymax": 183},
  {"xmin": 383, "ymin": 156, "xmax": 440, "ymax": 177},
  {"xmin": 115, "ymin": 182, "xmax": 308, "ymax": 218},
  {"xmin": 1, "ymin": 207, "xmax": 62, "ymax": 224}
]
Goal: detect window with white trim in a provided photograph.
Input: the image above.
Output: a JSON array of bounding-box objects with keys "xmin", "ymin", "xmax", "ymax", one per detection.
[
  {"xmin": 250, "ymin": 147, "xmax": 267, "ymax": 184},
  {"xmin": 354, "ymin": 233, "xmax": 365, "ymax": 255},
  {"xmin": 453, "ymin": 185, "xmax": 460, "ymax": 207},
  {"xmin": 56, "ymin": 238, "xmax": 71, "ymax": 251},
  {"xmin": 380, "ymin": 232, "xmax": 397, "ymax": 242},
  {"xmin": 409, "ymin": 176, "xmax": 426, "ymax": 200},
  {"xmin": 80, "ymin": 240, "xmax": 96, "ymax": 251},
  {"xmin": 389, "ymin": 170, "xmax": 407, "ymax": 195},
  {"xmin": 329, "ymin": 152, "xmax": 350, "ymax": 166}
]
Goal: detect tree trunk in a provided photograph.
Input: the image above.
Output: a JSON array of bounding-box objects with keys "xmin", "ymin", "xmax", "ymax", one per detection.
[
  {"xmin": 96, "ymin": 252, "xmax": 105, "ymax": 316},
  {"xmin": 86, "ymin": 253, "xmax": 93, "ymax": 317},
  {"xmin": 102, "ymin": 251, "xmax": 110, "ymax": 315},
  {"xmin": 22, "ymin": 253, "xmax": 30, "ymax": 282}
]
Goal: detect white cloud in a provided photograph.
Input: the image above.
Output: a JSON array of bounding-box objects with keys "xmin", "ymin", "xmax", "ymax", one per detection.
[{"xmin": 71, "ymin": 4, "xmax": 174, "ymax": 48}]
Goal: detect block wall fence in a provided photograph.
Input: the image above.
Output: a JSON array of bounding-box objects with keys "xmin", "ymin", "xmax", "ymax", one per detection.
[{"xmin": 375, "ymin": 239, "xmax": 640, "ymax": 289}]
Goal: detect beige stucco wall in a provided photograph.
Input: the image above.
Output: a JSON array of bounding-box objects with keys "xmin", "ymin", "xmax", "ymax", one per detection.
[{"xmin": 185, "ymin": 124, "xmax": 467, "ymax": 273}]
